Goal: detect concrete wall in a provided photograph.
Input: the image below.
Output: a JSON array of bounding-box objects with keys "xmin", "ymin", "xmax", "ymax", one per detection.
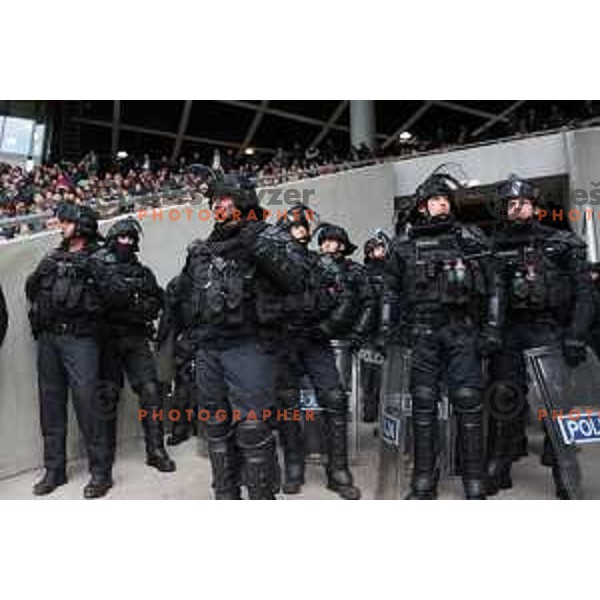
[
  {"xmin": 392, "ymin": 131, "xmax": 569, "ymax": 197},
  {"xmin": 267, "ymin": 163, "xmax": 397, "ymax": 250},
  {"xmin": 566, "ymin": 128, "xmax": 600, "ymax": 260}
]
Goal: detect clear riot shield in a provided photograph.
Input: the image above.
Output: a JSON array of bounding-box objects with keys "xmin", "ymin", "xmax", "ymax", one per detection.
[
  {"xmin": 376, "ymin": 345, "xmax": 412, "ymax": 499},
  {"xmin": 375, "ymin": 346, "xmax": 456, "ymax": 499},
  {"xmin": 525, "ymin": 345, "xmax": 600, "ymax": 499},
  {"xmin": 298, "ymin": 340, "xmax": 363, "ymax": 465},
  {"xmin": 332, "ymin": 339, "xmax": 363, "ymax": 463}
]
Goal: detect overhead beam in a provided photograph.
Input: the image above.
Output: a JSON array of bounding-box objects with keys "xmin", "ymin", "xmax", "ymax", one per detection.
[
  {"xmin": 74, "ymin": 117, "xmax": 275, "ymax": 153},
  {"xmin": 217, "ymin": 100, "xmax": 387, "ymax": 140},
  {"xmin": 218, "ymin": 100, "xmax": 350, "ymax": 132},
  {"xmin": 470, "ymin": 100, "xmax": 526, "ymax": 137},
  {"xmin": 310, "ymin": 100, "xmax": 349, "ymax": 148},
  {"xmin": 433, "ymin": 100, "xmax": 510, "ymax": 122},
  {"xmin": 111, "ymin": 100, "xmax": 121, "ymax": 156},
  {"xmin": 382, "ymin": 101, "xmax": 433, "ymax": 149},
  {"xmin": 238, "ymin": 100, "xmax": 269, "ymax": 157},
  {"xmin": 171, "ymin": 100, "xmax": 194, "ymax": 162}
]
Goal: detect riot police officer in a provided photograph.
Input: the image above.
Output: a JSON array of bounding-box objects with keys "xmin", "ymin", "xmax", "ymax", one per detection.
[
  {"xmin": 382, "ymin": 173, "xmax": 500, "ymax": 499},
  {"xmin": 360, "ymin": 233, "xmax": 388, "ymax": 422},
  {"xmin": 312, "ymin": 223, "xmax": 373, "ymax": 499},
  {"xmin": 272, "ymin": 204, "xmax": 316, "ymax": 494},
  {"xmin": 177, "ymin": 177, "xmax": 307, "ymax": 500},
  {"xmin": 0, "ymin": 283, "xmax": 7, "ymax": 348},
  {"xmin": 25, "ymin": 203, "xmax": 111, "ymax": 497},
  {"xmin": 94, "ymin": 217, "xmax": 175, "ymax": 492},
  {"xmin": 157, "ymin": 274, "xmax": 198, "ymax": 446},
  {"xmin": 486, "ymin": 175, "xmax": 593, "ymax": 498}
]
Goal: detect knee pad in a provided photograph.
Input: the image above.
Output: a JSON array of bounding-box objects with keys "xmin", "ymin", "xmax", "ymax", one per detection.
[
  {"xmin": 411, "ymin": 385, "xmax": 438, "ymax": 417},
  {"xmin": 450, "ymin": 387, "xmax": 482, "ymax": 415},
  {"xmin": 235, "ymin": 420, "xmax": 273, "ymax": 450},
  {"xmin": 137, "ymin": 381, "xmax": 161, "ymax": 409}
]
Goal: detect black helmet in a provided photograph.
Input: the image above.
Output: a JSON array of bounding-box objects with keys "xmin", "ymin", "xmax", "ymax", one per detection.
[
  {"xmin": 497, "ymin": 174, "xmax": 539, "ymax": 203},
  {"xmin": 415, "ymin": 173, "xmax": 459, "ymax": 208},
  {"xmin": 209, "ymin": 174, "xmax": 259, "ymax": 214},
  {"xmin": 106, "ymin": 217, "xmax": 143, "ymax": 252},
  {"xmin": 56, "ymin": 202, "xmax": 101, "ymax": 240},
  {"xmin": 316, "ymin": 223, "xmax": 357, "ymax": 256},
  {"xmin": 280, "ymin": 203, "xmax": 317, "ymax": 231},
  {"xmin": 364, "ymin": 230, "xmax": 390, "ymax": 261}
]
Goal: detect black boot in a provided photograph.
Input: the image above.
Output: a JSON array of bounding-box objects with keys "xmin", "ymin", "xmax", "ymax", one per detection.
[
  {"xmin": 541, "ymin": 434, "xmax": 555, "ymax": 467},
  {"xmin": 207, "ymin": 431, "xmax": 241, "ymax": 500},
  {"xmin": 485, "ymin": 416, "xmax": 513, "ymax": 496},
  {"xmin": 453, "ymin": 389, "xmax": 486, "ymax": 500},
  {"xmin": 324, "ymin": 413, "xmax": 361, "ymax": 500},
  {"xmin": 279, "ymin": 418, "xmax": 305, "ymax": 495},
  {"xmin": 510, "ymin": 410, "xmax": 529, "ymax": 462},
  {"xmin": 236, "ymin": 420, "xmax": 280, "ymax": 500},
  {"xmin": 407, "ymin": 411, "xmax": 438, "ymax": 500},
  {"xmin": 33, "ymin": 469, "xmax": 67, "ymax": 496},
  {"xmin": 407, "ymin": 386, "xmax": 438, "ymax": 500},
  {"xmin": 83, "ymin": 472, "xmax": 113, "ymax": 499},
  {"xmin": 140, "ymin": 383, "xmax": 176, "ymax": 472},
  {"xmin": 552, "ymin": 465, "xmax": 570, "ymax": 500},
  {"xmin": 142, "ymin": 417, "xmax": 176, "ymax": 472},
  {"xmin": 167, "ymin": 383, "xmax": 194, "ymax": 446}
]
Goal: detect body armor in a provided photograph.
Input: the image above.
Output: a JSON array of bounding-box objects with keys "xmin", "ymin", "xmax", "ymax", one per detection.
[
  {"xmin": 25, "ymin": 245, "xmax": 103, "ymax": 337},
  {"xmin": 93, "ymin": 247, "xmax": 163, "ymax": 336}
]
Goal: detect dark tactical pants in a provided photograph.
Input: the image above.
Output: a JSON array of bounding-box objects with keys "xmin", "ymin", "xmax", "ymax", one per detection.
[
  {"xmin": 488, "ymin": 322, "xmax": 561, "ymax": 470},
  {"xmin": 408, "ymin": 322, "xmax": 484, "ymax": 496},
  {"xmin": 196, "ymin": 338, "xmax": 280, "ymax": 499},
  {"xmin": 37, "ymin": 334, "xmax": 109, "ymax": 475},
  {"xmin": 99, "ymin": 335, "xmax": 161, "ymax": 464}
]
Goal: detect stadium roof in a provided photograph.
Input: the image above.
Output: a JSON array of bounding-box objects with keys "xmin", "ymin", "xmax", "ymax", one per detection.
[{"xmin": 72, "ymin": 100, "xmax": 592, "ymax": 160}]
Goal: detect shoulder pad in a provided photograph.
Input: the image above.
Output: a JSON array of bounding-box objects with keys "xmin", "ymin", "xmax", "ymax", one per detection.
[
  {"xmin": 255, "ymin": 222, "xmax": 287, "ymax": 242},
  {"xmin": 547, "ymin": 228, "xmax": 587, "ymax": 249}
]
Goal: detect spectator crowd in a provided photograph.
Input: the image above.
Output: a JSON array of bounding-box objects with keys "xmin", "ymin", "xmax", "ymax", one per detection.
[{"xmin": 3, "ymin": 101, "xmax": 600, "ymax": 240}]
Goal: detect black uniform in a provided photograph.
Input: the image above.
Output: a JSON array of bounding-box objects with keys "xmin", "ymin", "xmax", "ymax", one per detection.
[
  {"xmin": 94, "ymin": 218, "xmax": 175, "ymax": 477},
  {"xmin": 178, "ymin": 182, "xmax": 307, "ymax": 499},
  {"xmin": 157, "ymin": 274, "xmax": 198, "ymax": 446},
  {"xmin": 278, "ymin": 223, "xmax": 369, "ymax": 500},
  {"xmin": 0, "ymin": 283, "xmax": 7, "ymax": 348},
  {"xmin": 486, "ymin": 180, "xmax": 593, "ymax": 497},
  {"xmin": 382, "ymin": 175, "xmax": 499, "ymax": 499},
  {"xmin": 359, "ymin": 237, "xmax": 387, "ymax": 422},
  {"xmin": 25, "ymin": 204, "xmax": 110, "ymax": 497}
]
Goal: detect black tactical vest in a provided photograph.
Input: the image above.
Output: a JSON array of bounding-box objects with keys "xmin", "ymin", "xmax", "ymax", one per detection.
[{"xmin": 494, "ymin": 224, "xmax": 574, "ymax": 319}]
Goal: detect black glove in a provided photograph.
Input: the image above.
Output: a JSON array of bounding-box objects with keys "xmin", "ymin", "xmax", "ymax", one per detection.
[
  {"xmin": 479, "ymin": 325, "xmax": 503, "ymax": 357},
  {"xmin": 348, "ymin": 333, "xmax": 364, "ymax": 352},
  {"xmin": 562, "ymin": 338, "xmax": 587, "ymax": 367}
]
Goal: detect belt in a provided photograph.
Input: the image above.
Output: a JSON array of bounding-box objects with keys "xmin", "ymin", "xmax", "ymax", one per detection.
[{"xmin": 43, "ymin": 321, "xmax": 94, "ymax": 336}]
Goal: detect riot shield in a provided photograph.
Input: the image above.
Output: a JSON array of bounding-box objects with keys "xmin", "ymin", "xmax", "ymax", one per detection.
[
  {"xmin": 298, "ymin": 340, "xmax": 363, "ymax": 465},
  {"xmin": 332, "ymin": 339, "xmax": 363, "ymax": 463},
  {"xmin": 375, "ymin": 346, "xmax": 456, "ymax": 499},
  {"xmin": 376, "ymin": 345, "xmax": 412, "ymax": 499},
  {"xmin": 525, "ymin": 345, "xmax": 600, "ymax": 499},
  {"xmin": 299, "ymin": 380, "xmax": 326, "ymax": 463}
]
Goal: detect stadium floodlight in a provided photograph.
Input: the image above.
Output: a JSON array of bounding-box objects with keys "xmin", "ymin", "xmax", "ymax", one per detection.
[
  {"xmin": 244, "ymin": 147, "xmax": 255, "ymax": 155},
  {"xmin": 399, "ymin": 131, "xmax": 413, "ymax": 141},
  {"xmin": 116, "ymin": 151, "xmax": 128, "ymax": 159}
]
